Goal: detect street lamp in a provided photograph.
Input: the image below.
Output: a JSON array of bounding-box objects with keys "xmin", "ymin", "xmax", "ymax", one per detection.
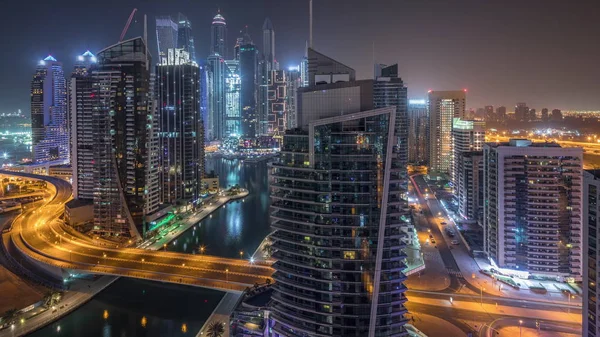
[
  {"xmin": 519, "ymin": 319, "xmax": 523, "ymax": 337},
  {"xmin": 200, "ymin": 246, "xmax": 205, "ymax": 254},
  {"xmin": 225, "ymin": 268, "xmax": 229, "ymax": 283},
  {"xmin": 163, "ymin": 243, "xmax": 167, "ymax": 251},
  {"xmin": 239, "ymin": 251, "xmax": 244, "ymax": 259}
]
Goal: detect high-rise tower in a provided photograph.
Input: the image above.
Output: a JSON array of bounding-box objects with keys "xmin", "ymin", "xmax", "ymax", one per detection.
[
  {"xmin": 31, "ymin": 55, "xmax": 69, "ymax": 163},
  {"xmin": 269, "ymin": 51, "xmax": 409, "ymax": 337},
  {"xmin": 211, "ymin": 10, "xmax": 227, "ymax": 57},
  {"xmin": 207, "ymin": 54, "xmax": 226, "ymax": 140},
  {"xmin": 91, "ymin": 37, "xmax": 160, "ymax": 239},
  {"xmin": 262, "ymin": 18, "xmax": 275, "ymax": 67},
  {"xmin": 428, "ymin": 90, "xmax": 466, "ymax": 173},
  {"xmin": 70, "ymin": 51, "xmax": 97, "ymax": 200},
  {"xmin": 224, "ymin": 60, "xmax": 241, "ymax": 137},
  {"xmin": 238, "ymin": 33, "xmax": 258, "ymax": 139},
  {"xmin": 156, "ymin": 48, "xmax": 204, "ymax": 207},
  {"xmin": 155, "ymin": 16, "xmax": 178, "ymax": 63},
  {"xmin": 177, "ymin": 13, "xmax": 196, "ymax": 62}
]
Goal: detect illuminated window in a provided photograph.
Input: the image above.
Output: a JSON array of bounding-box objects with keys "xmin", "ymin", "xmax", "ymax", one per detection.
[{"xmin": 343, "ymin": 251, "xmax": 356, "ymax": 260}]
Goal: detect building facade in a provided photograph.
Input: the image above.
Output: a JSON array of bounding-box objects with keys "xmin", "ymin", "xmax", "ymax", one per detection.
[
  {"xmin": 428, "ymin": 90, "xmax": 466, "ymax": 173},
  {"xmin": 211, "ymin": 11, "xmax": 227, "ymax": 57},
  {"xmin": 156, "ymin": 48, "xmax": 204, "ymax": 207},
  {"xmin": 483, "ymin": 139, "xmax": 582, "ymax": 280},
  {"xmin": 155, "ymin": 16, "xmax": 178, "ymax": 64},
  {"xmin": 91, "ymin": 37, "xmax": 160, "ymax": 239},
  {"xmin": 207, "ymin": 54, "xmax": 226, "ymax": 140},
  {"xmin": 269, "ymin": 51, "xmax": 409, "ymax": 337},
  {"xmin": 456, "ymin": 151, "xmax": 483, "ymax": 222},
  {"xmin": 225, "ymin": 60, "xmax": 241, "ymax": 137},
  {"xmin": 70, "ymin": 51, "xmax": 97, "ymax": 200},
  {"xmin": 239, "ymin": 36, "xmax": 258, "ymax": 139},
  {"xmin": 267, "ymin": 69, "xmax": 287, "ymax": 137},
  {"xmin": 177, "ymin": 13, "xmax": 196, "ymax": 62},
  {"xmin": 31, "ymin": 55, "xmax": 69, "ymax": 163},
  {"xmin": 584, "ymin": 170, "xmax": 600, "ymax": 337},
  {"xmin": 408, "ymin": 99, "xmax": 428, "ymax": 165},
  {"xmin": 285, "ymin": 67, "xmax": 301, "ymax": 130},
  {"xmin": 452, "ymin": 118, "xmax": 485, "ymax": 185}
]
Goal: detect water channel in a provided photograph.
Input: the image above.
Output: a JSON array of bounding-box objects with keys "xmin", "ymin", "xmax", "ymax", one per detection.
[{"xmin": 27, "ymin": 158, "xmax": 271, "ymax": 336}]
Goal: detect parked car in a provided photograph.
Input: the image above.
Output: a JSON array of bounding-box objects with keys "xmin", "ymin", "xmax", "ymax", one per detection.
[{"xmin": 431, "ymin": 238, "xmax": 436, "ymax": 244}]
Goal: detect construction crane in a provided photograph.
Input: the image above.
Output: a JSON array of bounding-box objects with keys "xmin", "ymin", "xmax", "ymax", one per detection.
[{"xmin": 120, "ymin": 8, "xmax": 138, "ymax": 42}]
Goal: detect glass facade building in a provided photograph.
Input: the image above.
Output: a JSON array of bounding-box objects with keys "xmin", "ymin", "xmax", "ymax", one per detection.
[
  {"xmin": 239, "ymin": 37, "xmax": 258, "ymax": 139},
  {"xmin": 584, "ymin": 170, "xmax": 600, "ymax": 337},
  {"xmin": 211, "ymin": 12, "xmax": 227, "ymax": 57},
  {"xmin": 155, "ymin": 16, "xmax": 178, "ymax": 64},
  {"xmin": 207, "ymin": 54, "xmax": 226, "ymax": 140},
  {"xmin": 156, "ymin": 49, "xmax": 204, "ymax": 207},
  {"xmin": 225, "ymin": 60, "xmax": 241, "ymax": 137},
  {"xmin": 31, "ymin": 55, "xmax": 69, "ymax": 163},
  {"xmin": 177, "ymin": 13, "xmax": 196, "ymax": 62},
  {"xmin": 428, "ymin": 90, "xmax": 466, "ymax": 173},
  {"xmin": 91, "ymin": 37, "xmax": 160, "ymax": 239}
]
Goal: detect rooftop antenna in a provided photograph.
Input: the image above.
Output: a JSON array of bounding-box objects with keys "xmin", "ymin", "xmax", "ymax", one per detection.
[
  {"xmin": 309, "ymin": 0, "xmax": 313, "ymax": 49},
  {"xmin": 120, "ymin": 8, "xmax": 138, "ymax": 42}
]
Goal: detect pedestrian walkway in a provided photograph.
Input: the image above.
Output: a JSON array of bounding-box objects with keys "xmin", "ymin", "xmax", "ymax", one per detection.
[
  {"xmin": 196, "ymin": 292, "xmax": 242, "ymax": 337},
  {"xmin": 410, "ymin": 313, "xmax": 465, "ymax": 337}
]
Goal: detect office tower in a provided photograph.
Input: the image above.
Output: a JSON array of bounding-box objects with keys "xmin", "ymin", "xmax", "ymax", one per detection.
[
  {"xmin": 552, "ymin": 109, "xmax": 563, "ymax": 121},
  {"xmin": 238, "ymin": 34, "xmax": 258, "ymax": 138},
  {"xmin": 270, "ymin": 51, "xmax": 409, "ymax": 337},
  {"xmin": 428, "ymin": 90, "xmax": 466, "ymax": 173},
  {"xmin": 211, "ymin": 11, "xmax": 227, "ymax": 57},
  {"xmin": 155, "ymin": 16, "xmax": 178, "ymax": 64},
  {"xmin": 452, "ymin": 118, "xmax": 485, "ymax": 182},
  {"xmin": 262, "ymin": 18, "xmax": 275, "ymax": 67},
  {"xmin": 199, "ymin": 60, "xmax": 209, "ymax": 140},
  {"xmin": 31, "ymin": 56, "xmax": 68, "ymax": 164},
  {"xmin": 496, "ymin": 106, "xmax": 507, "ymax": 121},
  {"xmin": 515, "ymin": 102, "xmax": 529, "ymax": 122},
  {"xmin": 177, "ymin": 13, "xmax": 196, "ymax": 62},
  {"xmin": 584, "ymin": 170, "xmax": 600, "ymax": 337},
  {"xmin": 541, "ymin": 108, "xmax": 549, "ymax": 122},
  {"xmin": 225, "ymin": 60, "xmax": 241, "ymax": 137},
  {"xmin": 207, "ymin": 54, "xmax": 226, "ymax": 140},
  {"xmin": 484, "ymin": 105, "xmax": 494, "ymax": 121},
  {"xmin": 483, "ymin": 139, "xmax": 582, "ymax": 279},
  {"xmin": 285, "ymin": 67, "xmax": 301, "ymax": 130},
  {"xmin": 91, "ymin": 37, "xmax": 160, "ymax": 239},
  {"xmin": 156, "ymin": 48, "xmax": 204, "ymax": 207},
  {"xmin": 529, "ymin": 108, "xmax": 537, "ymax": 121},
  {"xmin": 408, "ymin": 99, "xmax": 429, "ymax": 165},
  {"xmin": 70, "ymin": 51, "xmax": 97, "ymax": 200}
]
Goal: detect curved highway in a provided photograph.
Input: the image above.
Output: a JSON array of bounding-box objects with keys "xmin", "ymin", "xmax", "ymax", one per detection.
[{"xmin": 1, "ymin": 171, "xmax": 273, "ymax": 293}]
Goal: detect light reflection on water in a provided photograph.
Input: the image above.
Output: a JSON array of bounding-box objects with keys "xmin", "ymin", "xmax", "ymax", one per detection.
[{"xmin": 171, "ymin": 158, "xmax": 271, "ymax": 258}]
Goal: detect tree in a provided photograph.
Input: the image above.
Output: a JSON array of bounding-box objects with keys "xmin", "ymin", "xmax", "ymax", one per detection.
[
  {"xmin": 43, "ymin": 291, "xmax": 61, "ymax": 308},
  {"xmin": 266, "ymin": 278, "xmax": 272, "ymax": 285},
  {"xmin": 206, "ymin": 321, "xmax": 225, "ymax": 337},
  {"xmin": 1, "ymin": 308, "xmax": 18, "ymax": 325},
  {"xmin": 262, "ymin": 244, "xmax": 273, "ymax": 258}
]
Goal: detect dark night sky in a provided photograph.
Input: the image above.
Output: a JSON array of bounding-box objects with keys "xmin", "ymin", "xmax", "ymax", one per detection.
[{"xmin": 1, "ymin": 0, "xmax": 599, "ymax": 114}]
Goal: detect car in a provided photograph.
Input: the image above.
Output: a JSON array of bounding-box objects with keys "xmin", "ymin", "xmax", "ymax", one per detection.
[
  {"xmin": 429, "ymin": 234, "xmax": 434, "ymax": 239},
  {"xmin": 440, "ymin": 222, "xmax": 447, "ymax": 225},
  {"xmin": 430, "ymin": 238, "xmax": 436, "ymax": 244},
  {"xmin": 451, "ymin": 240, "xmax": 460, "ymax": 245}
]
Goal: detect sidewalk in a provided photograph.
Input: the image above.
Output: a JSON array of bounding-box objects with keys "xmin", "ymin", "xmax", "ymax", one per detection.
[
  {"xmin": 406, "ymin": 295, "xmax": 582, "ymax": 324},
  {"xmin": 410, "ymin": 312, "xmax": 465, "ymax": 337},
  {"xmin": 196, "ymin": 292, "xmax": 242, "ymax": 337},
  {"xmin": 0, "ymin": 276, "xmax": 117, "ymax": 337}
]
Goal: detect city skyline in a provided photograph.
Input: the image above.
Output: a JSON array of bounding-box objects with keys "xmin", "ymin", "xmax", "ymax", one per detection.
[{"xmin": 1, "ymin": 0, "xmax": 600, "ymax": 115}]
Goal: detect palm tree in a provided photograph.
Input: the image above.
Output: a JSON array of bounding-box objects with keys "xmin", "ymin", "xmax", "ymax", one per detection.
[
  {"xmin": 1, "ymin": 308, "xmax": 18, "ymax": 325},
  {"xmin": 206, "ymin": 321, "xmax": 225, "ymax": 337},
  {"xmin": 262, "ymin": 244, "xmax": 273, "ymax": 258}
]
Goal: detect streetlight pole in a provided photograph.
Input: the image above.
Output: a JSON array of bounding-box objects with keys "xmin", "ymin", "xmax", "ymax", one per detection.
[
  {"xmin": 225, "ymin": 269, "xmax": 229, "ymax": 283},
  {"xmin": 519, "ymin": 319, "xmax": 523, "ymax": 337}
]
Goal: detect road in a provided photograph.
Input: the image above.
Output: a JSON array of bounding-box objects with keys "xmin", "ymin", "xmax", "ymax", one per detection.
[{"xmin": 2, "ymin": 171, "xmax": 274, "ymax": 293}]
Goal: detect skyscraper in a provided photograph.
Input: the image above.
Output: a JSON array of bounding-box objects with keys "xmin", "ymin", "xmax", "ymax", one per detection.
[
  {"xmin": 529, "ymin": 108, "xmax": 537, "ymax": 121},
  {"xmin": 483, "ymin": 139, "xmax": 582, "ymax": 279},
  {"xmin": 285, "ymin": 67, "xmax": 301, "ymax": 130},
  {"xmin": 484, "ymin": 105, "xmax": 494, "ymax": 121},
  {"xmin": 70, "ymin": 51, "xmax": 97, "ymax": 200},
  {"xmin": 541, "ymin": 108, "xmax": 549, "ymax": 122},
  {"xmin": 31, "ymin": 55, "xmax": 69, "ymax": 164},
  {"xmin": 300, "ymin": 42, "xmax": 309, "ymax": 87},
  {"xmin": 452, "ymin": 118, "xmax": 485, "ymax": 222},
  {"xmin": 266, "ymin": 69, "xmax": 287, "ymax": 137},
  {"xmin": 155, "ymin": 16, "xmax": 178, "ymax": 64},
  {"xmin": 156, "ymin": 48, "xmax": 204, "ymax": 208},
  {"xmin": 408, "ymin": 99, "xmax": 429, "ymax": 165},
  {"xmin": 238, "ymin": 34, "xmax": 257, "ymax": 139},
  {"xmin": 515, "ymin": 102, "xmax": 529, "ymax": 122},
  {"xmin": 207, "ymin": 54, "xmax": 226, "ymax": 140},
  {"xmin": 552, "ymin": 109, "xmax": 563, "ymax": 121},
  {"xmin": 262, "ymin": 18, "xmax": 275, "ymax": 67},
  {"xmin": 225, "ymin": 60, "xmax": 241, "ymax": 137},
  {"xmin": 91, "ymin": 37, "xmax": 160, "ymax": 239},
  {"xmin": 496, "ymin": 106, "xmax": 507, "ymax": 121},
  {"xmin": 583, "ymin": 169, "xmax": 600, "ymax": 337},
  {"xmin": 211, "ymin": 11, "xmax": 227, "ymax": 57},
  {"xmin": 270, "ymin": 50, "xmax": 409, "ymax": 337},
  {"xmin": 177, "ymin": 13, "xmax": 196, "ymax": 62},
  {"xmin": 428, "ymin": 90, "xmax": 466, "ymax": 173},
  {"xmin": 233, "ymin": 37, "xmax": 243, "ymax": 60}
]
